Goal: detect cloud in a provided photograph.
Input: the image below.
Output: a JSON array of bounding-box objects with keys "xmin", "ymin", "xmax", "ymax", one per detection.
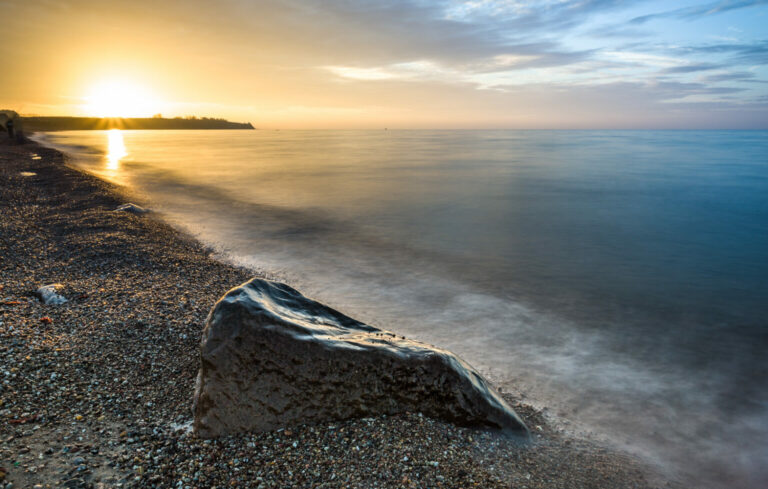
[
  {"xmin": 445, "ymin": 0, "xmax": 633, "ymax": 31},
  {"xmin": 676, "ymin": 40, "xmax": 768, "ymax": 65},
  {"xmin": 704, "ymin": 72, "xmax": 762, "ymax": 82},
  {"xmin": 325, "ymin": 66, "xmax": 403, "ymax": 81},
  {"xmin": 282, "ymin": 1, "xmax": 767, "ymax": 120},
  {"xmin": 602, "ymin": 51, "xmax": 686, "ymax": 68},
  {"xmin": 324, "ymin": 61, "xmax": 464, "ymax": 83},
  {"xmin": 664, "ymin": 63, "xmax": 725, "ymax": 74},
  {"xmin": 630, "ymin": 0, "xmax": 768, "ymax": 24}
]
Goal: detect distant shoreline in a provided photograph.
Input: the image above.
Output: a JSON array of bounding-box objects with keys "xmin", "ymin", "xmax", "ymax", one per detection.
[{"xmin": 21, "ymin": 116, "xmax": 254, "ymax": 131}]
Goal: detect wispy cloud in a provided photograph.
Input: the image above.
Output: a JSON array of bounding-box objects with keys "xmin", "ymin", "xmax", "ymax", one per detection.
[
  {"xmin": 664, "ymin": 63, "xmax": 725, "ymax": 74},
  {"xmin": 704, "ymin": 71, "xmax": 760, "ymax": 82},
  {"xmin": 671, "ymin": 40, "xmax": 768, "ymax": 65},
  {"xmin": 630, "ymin": 0, "xmax": 768, "ymax": 24},
  {"xmin": 325, "ymin": 61, "xmax": 456, "ymax": 82}
]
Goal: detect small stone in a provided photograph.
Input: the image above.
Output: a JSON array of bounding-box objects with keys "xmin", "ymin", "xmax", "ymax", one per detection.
[
  {"xmin": 114, "ymin": 203, "xmax": 149, "ymax": 214},
  {"xmin": 36, "ymin": 284, "xmax": 67, "ymax": 305}
]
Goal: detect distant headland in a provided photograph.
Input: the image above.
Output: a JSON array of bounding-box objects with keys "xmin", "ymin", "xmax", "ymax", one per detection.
[{"xmin": 21, "ymin": 116, "xmax": 255, "ymax": 131}]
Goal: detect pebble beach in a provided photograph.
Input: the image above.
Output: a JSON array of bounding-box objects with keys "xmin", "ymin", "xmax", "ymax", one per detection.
[{"xmin": 0, "ymin": 138, "xmax": 671, "ymax": 488}]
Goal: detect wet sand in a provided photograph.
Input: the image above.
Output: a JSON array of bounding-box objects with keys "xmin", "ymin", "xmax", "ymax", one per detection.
[{"xmin": 0, "ymin": 139, "xmax": 675, "ymax": 488}]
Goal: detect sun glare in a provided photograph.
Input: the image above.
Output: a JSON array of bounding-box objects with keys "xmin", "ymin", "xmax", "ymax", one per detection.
[{"xmin": 82, "ymin": 80, "xmax": 159, "ymax": 118}]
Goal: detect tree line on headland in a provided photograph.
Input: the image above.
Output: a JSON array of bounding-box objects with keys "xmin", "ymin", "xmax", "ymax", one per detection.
[{"xmin": 20, "ymin": 116, "xmax": 255, "ymax": 131}]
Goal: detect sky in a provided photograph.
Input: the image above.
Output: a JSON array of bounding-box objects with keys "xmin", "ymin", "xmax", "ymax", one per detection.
[{"xmin": 1, "ymin": 0, "xmax": 767, "ymax": 128}]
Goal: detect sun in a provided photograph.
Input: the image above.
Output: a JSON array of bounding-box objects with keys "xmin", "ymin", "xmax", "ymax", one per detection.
[{"xmin": 82, "ymin": 80, "xmax": 159, "ymax": 118}]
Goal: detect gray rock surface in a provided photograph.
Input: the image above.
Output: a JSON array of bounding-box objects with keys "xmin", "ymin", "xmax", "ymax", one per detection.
[
  {"xmin": 193, "ymin": 278, "xmax": 529, "ymax": 438},
  {"xmin": 36, "ymin": 284, "xmax": 67, "ymax": 305}
]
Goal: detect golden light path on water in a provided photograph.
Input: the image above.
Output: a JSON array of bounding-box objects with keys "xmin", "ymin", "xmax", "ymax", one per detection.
[{"xmin": 106, "ymin": 129, "xmax": 127, "ymax": 170}]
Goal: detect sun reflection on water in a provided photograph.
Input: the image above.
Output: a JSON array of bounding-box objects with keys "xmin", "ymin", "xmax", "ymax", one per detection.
[{"xmin": 106, "ymin": 129, "xmax": 127, "ymax": 169}]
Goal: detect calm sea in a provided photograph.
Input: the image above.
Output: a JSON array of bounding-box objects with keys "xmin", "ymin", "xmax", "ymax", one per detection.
[{"xmin": 36, "ymin": 129, "xmax": 768, "ymax": 488}]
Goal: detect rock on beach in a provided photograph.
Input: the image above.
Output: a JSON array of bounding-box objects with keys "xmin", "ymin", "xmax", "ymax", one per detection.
[
  {"xmin": 114, "ymin": 203, "xmax": 149, "ymax": 214},
  {"xmin": 193, "ymin": 278, "xmax": 529, "ymax": 438},
  {"xmin": 35, "ymin": 283, "xmax": 67, "ymax": 305}
]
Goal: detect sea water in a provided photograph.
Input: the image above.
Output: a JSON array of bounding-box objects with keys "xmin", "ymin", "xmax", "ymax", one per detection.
[{"xmin": 36, "ymin": 129, "xmax": 768, "ymax": 488}]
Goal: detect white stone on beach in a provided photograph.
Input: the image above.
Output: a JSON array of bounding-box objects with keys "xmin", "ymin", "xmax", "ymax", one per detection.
[
  {"xmin": 36, "ymin": 284, "xmax": 67, "ymax": 305},
  {"xmin": 114, "ymin": 203, "xmax": 149, "ymax": 214}
]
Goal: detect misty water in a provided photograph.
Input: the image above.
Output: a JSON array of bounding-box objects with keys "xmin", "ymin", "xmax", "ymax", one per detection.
[{"xmin": 36, "ymin": 129, "xmax": 768, "ymax": 488}]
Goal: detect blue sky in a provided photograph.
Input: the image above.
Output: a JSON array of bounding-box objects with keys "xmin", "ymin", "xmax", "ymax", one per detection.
[
  {"xmin": 2, "ymin": 0, "xmax": 767, "ymax": 127},
  {"xmin": 320, "ymin": 0, "xmax": 768, "ymax": 104}
]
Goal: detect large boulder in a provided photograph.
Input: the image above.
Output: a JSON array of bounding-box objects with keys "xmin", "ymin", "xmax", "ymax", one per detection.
[{"xmin": 193, "ymin": 278, "xmax": 528, "ymax": 438}]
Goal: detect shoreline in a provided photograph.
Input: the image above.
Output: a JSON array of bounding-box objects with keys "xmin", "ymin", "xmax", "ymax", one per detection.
[{"xmin": 0, "ymin": 139, "xmax": 670, "ymax": 488}]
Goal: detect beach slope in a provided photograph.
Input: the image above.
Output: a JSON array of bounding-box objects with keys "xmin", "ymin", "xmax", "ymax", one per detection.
[{"xmin": 0, "ymin": 139, "xmax": 666, "ymax": 488}]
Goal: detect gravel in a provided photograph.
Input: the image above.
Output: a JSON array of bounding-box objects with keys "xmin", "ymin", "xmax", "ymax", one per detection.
[{"xmin": 0, "ymin": 139, "xmax": 676, "ymax": 488}]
